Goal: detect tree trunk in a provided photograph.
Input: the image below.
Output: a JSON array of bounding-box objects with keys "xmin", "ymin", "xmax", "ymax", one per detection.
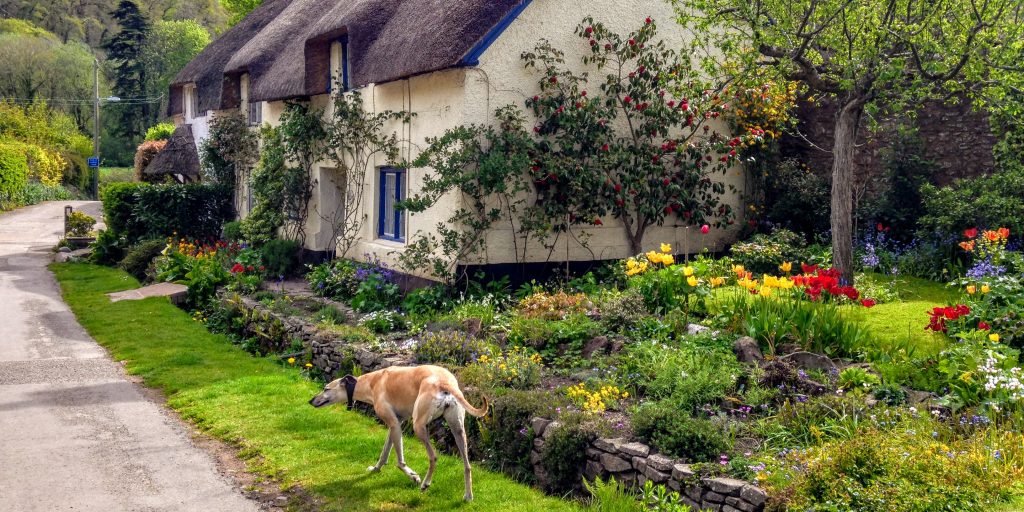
[{"xmin": 830, "ymin": 98, "xmax": 865, "ymax": 284}]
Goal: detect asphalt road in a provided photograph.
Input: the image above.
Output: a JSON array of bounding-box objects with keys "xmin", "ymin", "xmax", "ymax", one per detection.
[{"xmin": 0, "ymin": 201, "xmax": 261, "ymax": 512}]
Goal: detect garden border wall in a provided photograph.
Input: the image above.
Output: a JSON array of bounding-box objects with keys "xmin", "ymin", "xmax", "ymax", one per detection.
[{"xmin": 226, "ymin": 293, "xmax": 767, "ymax": 512}]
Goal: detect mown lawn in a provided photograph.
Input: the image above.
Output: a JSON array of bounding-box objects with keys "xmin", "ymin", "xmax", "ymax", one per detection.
[
  {"xmin": 847, "ymin": 273, "xmax": 961, "ymax": 358},
  {"xmin": 52, "ymin": 263, "xmax": 579, "ymax": 512}
]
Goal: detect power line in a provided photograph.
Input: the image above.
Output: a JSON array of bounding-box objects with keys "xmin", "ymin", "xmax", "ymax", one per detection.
[{"xmin": 1, "ymin": 94, "xmax": 165, "ymax": 105}]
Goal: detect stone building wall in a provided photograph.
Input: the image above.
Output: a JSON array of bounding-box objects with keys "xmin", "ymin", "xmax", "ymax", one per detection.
[{"xmin": 781, "ymin": 97, "xmax": 997, "ymax": 187}]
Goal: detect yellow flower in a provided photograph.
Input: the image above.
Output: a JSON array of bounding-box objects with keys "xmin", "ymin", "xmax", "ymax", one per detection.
[
  {"xmin": 683, "ymin": 266, "xmax": 695, "ymax": 277},
  {"xmin": 687, "ymin": 276, "xmax": 698, "ymax": 287},
  {"xmin": 646, "ymin": 250, "xmax": 659, "ymax": 263},
  {"xmin": 960, "ymin": 372, "xmax": 973, "ymax": 383},
  {"xmin": 779, "ymin": 261, "xmax": 792, "ymax": 273},
  {"xmin": 660, "ymin": 243, "xmax": 672, "ymax": 253},
  {"xmin": 759, "ymin": 287, "xmax": 773, "ymax": 297},
  {"xmin": 990, "ymin": 333, "xmax": 1001, "ymax": 343},
  {"xmin": 626, "ymin": 258, "xmax": 638, "ymax": 270},
  {"xmin": 305, "ymin": 363, "xmax": 313, "ymax": 368},
  {"xmin": 287, "ymin": 357, "xmax": 296, "ymax": 365},
  {"xmin": 662, "ymin": 254, "xmax": 675, "ymax": 265},
  {"xmin": 982, "ymin": 284, "xmax": 991, "ymax": 294},
  {"xmin": 710, "ymin": 276, "xmax": 726, "ymax": 287},
  {"xmin": 967, "ymin": 285, "xmax": 977, "ymax": 295},
  {"xmin": 732, "ymin": 264, "xmax": 745, "ymax": 276}
]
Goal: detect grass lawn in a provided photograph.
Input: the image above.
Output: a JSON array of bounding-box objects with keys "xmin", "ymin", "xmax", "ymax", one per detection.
[
  {"xmin": 847, "ymin": 273, "xmax": 961, "ymax": 358},
  {"xmin": 52, "ymin": 263, "xmax": 580, "ymax": 512},
  {"xmin": 99, "ymin": 167, "xmax": 133, "ymax": 187}
]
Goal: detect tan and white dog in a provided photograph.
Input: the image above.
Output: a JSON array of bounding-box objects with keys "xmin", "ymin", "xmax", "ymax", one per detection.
[{"xmin": 308, "ymin": 365, "xmax": 488, "ymax": 501}]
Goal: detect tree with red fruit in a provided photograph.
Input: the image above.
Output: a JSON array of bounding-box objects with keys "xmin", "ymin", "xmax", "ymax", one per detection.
[{"xmin": 520, "ymin": 16, "xmax": 762, "ymax": 254}]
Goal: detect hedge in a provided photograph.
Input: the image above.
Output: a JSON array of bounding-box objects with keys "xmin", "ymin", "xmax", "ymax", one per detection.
[
  {"xmin": 101, "ymin": 182, "xmax": 233, "ymax": 241},
  {"xmin": 0, "ymin": 140, "xmax": 29, "ymax": 199}
]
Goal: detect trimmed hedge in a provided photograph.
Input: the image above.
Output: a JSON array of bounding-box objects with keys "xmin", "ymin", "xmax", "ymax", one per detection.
[
  {"xmin": 0, "ymin": 140, "xmax": 29, "ymax": 199},
  {"xmin": 101, "ymin": 182, "xmax": 233, "ymax": 242}
]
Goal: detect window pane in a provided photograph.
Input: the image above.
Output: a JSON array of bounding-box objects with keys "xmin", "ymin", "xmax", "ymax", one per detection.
[{"xmin": 383, "ymin": 173, "xmax": 395, "ymax": 237}]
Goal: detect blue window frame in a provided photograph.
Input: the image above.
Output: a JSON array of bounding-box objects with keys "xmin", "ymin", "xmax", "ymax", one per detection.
[
  {"xmin": 377, "ymin": 167, "xmax": 405, "ymax": 242},
  {"xmin": 327, "ymin": 36, "xmax": 350, "ymax": 93}
]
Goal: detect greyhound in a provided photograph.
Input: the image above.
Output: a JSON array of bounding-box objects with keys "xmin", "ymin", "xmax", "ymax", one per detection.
[{"xmin": 308, "ymin": 365, "xmax": 489, "ymax": 501}]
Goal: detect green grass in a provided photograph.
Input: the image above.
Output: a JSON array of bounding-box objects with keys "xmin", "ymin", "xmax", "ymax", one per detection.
[
  {"xmin": 99, "ymin": 167, "xmax": 133, "ymax": 187},
  {"xmin": 52, "ymin": 263, "xmax": 580, "ymax": 512},
  {"xmin": 846, "ymin": 273, "xmax": 961, "ymax": 358}
]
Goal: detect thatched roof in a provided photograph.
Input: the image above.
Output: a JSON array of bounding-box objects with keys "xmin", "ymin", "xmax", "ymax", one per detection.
[
  {"xmin": 144, "ymin": 125, "xmax": 202, "ymax": 177},
  {"xmin": 169, "ymin": 0, "xmax": 291, "ymax": 115},
  {"xmin": 172, "ymin": 0, "xmax": 526, "ymax": 108}
]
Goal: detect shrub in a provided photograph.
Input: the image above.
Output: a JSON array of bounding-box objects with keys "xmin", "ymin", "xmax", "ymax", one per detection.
[
  {"xmin": 517, "ymin": 291, "xmax": 594, "ymax": 320},
  {"xmin": 358, "ymin": 310, "xmax": 406, "ymax": 334},
  {"xmin": 617, "ymin": 340, "xmax": 739, "ymax": 410},
  {"xmin": 65, "ymin": 211, "xmax": 95, "ymax": 237},
  {"xmin": 306, "ymin": 259, "xmax": 359, "ymax": 299},
  {"xmin": 631, "ymin": 400, "xmax": 731, "ymax": 462},
  {"xmin": 401, "ymin": 285, "xmax": 452, "ymax": 316},
  {"xmin": 507, "ymin": 313, "xmax": 602, "ymax": 364},
  {"xmin": 730, "ymin": 228, "xmax": 810, "ymax": 275},
  {"xmin": 101, "ymin": 182, "xmax": 233, "ymax": 242},
  {"xmin": 350, "ymin": 264, "xmax": 401, "ymax": 313},
  {"xmin": 260, "ymin": 239, "xmax": 302, "ymax": 277},
  {"xmin": 0, "ymin": 140, "xmax": 29, "ymax": 200},
  {"xmin": 597, "ymin": 290, "xmax": 648, "ymax": 332},
  {"xmin": 413, "ymin": 331, "xmax": 492, "ymax": 367},
  {"xmin": 89, "ymin": 229, "xmax": 125, "ymax": 266},
  {"xmin": 918, "ymin": 165, "xmax": 1024, "ymax": 242},
  {"xmin": 222, "ymin": 220, "xmax": 243, "ymax": 242},
  {"xmin": 539, "ymin": 416, "xmax": 597, "ymax": 494},
  {"xmin": 119, "ymin": 239, "xmax": 166, "ymax": 282},
  {"xmin": 476, "ymin": 388, "xmax": 567, "ymax": 481},
  {"xmin": 757, "ymin": 159, "xmax": 831, "ymax": 238},
  {"xmin": 133, "ymin": 139, "xmax": 167, "ymax": 183},
  {"xmin": 461, "ymin": 347, "xmax": 544, "ymax": 391},
  {"xmin": 144, "ymin": 123, "xmax": 175, "ymax": 142}
]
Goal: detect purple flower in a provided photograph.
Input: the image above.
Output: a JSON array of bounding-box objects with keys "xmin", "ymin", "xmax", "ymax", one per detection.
[{"xmin": 966, "ymin": 259, "xmax": 1006, "ymax": 279}]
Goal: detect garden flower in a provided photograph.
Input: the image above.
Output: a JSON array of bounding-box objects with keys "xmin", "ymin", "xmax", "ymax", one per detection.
[
  {"xmin": 959, "ymin": 240, "xmax": 976, "ymax": 252},
  {"xmin": 732, "ymin": 264, "xmax": 745, "ymax": 276},
  {"xmin": 861, "ymin": 299, "xmax": 876, "ymax": 308},
  {"xmin": 660, "ymin": 242, "xmax": 672, "ymax": 253},
  {"xmin": 990, "ymin": 333, "xmax": 1000, "ymax": 343},
  {"xmin": 964, "ymin": 227, "xmax": 978, "ymax": 239},
  {"xmin": 687, "ymin": 276, "xmax": 698, "ymax": 287},
  {"xmin": 305, "ymin": 363, "xmax": 313, "ymax": 368},
  {"xmin": 779, "ymin": 261, "xmax": 792, "ymax": 273},
  {"xmin": 979, "ymin": 321, "xmax": 990, "ymax": 330},
  {"xmin": 967, "ymin": 285, "xmax": 977, "ymax": 295},
  {"xmin": 998, "ymin": 227, "xmax": 1010, "ymax": 239},
  {"xmin": 287, "ymin": 357, "xmax": 295, "ymax": 365},
  {"xmin": 982, "ymin": 284, "xmax": 991, "ymax": 294},
  {"xmin": 701, "ymin": 224, "xmax": 710, "ymax": 234},
  {"xmin": 683, "ymin": 266, "xmax": 695, "ymax": 277}
]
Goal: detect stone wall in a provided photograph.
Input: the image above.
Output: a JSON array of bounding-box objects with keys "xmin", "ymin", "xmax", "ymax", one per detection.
[
  {"xmin": 781, "ymin": 97, "xmax": 997, "ymax": 187},
  {"xmin": 532, "ymin": 418, "xmax": 766, "ymax": 512},
  {"xmin": 227, "ymin": 294, "xmax": 767, "ymax": 511}
]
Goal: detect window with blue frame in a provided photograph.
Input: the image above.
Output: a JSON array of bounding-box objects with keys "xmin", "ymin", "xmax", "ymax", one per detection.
[
  {"xmin": 328, "ymin": 36, "xmax": 350, "ymax": 93},
  {"xmin": 377, "ymin": 167, "xmax": 405, "ymax": 242}
]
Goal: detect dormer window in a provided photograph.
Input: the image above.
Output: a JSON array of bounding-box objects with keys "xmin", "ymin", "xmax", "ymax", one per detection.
[{"xmin": 328, "ymin": 35, "xmax": 350, "ymax": 93}]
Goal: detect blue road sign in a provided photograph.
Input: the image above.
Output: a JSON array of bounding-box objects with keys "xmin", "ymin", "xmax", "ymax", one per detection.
[{"xmin": 88, "ymin": 157, "xmax": 100, "ymax": 168}]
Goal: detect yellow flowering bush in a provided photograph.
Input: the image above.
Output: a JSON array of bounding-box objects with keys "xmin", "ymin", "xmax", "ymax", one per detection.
[
  {"xmin": 464, "ymin": 346, "xmax": 544, "ymax": 390},
  {"xmin": 729, "ymin": 79, "xmax": 799, "ymax": 142},
  {"xmin": 565, "ymin": 382, "xmax": 629, "ymax": 414},
  {"xmin": 517, "ymin": 290, "xmax": 594, "ymax": 320}
]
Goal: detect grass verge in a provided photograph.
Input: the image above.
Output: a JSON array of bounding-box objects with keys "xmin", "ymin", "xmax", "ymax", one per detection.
[
  {"xmin": 52, "ymin": 263, "xmax": 580, "ymax": 512},
  {"xmin": 847, "ymin": 273, "xmax": 960, "ymax": 358}
]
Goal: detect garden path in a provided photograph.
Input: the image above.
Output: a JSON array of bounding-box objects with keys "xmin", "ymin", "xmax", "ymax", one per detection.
[{"xmin": 0, "ymin": 201, "xmax": 261, "ymax": 512}]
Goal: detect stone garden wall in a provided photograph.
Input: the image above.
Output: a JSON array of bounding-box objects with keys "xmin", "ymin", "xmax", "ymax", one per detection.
[{"xmin": 226, "ymin": 294, "xmax": 768, "ymax": 511}]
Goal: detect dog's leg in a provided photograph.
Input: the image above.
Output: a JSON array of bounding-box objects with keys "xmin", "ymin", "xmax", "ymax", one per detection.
[
  {"xmin": 412, "ymin": 397, "xmax": 438, "ymax": 491},
  {"xmin": 374, "ymin": 404, "xmax": 421, "ymax": 484},
  {"xmin": 368, "ymin": 433, "xmax": 392, "ymax": 472},
  {"xmin": 444, "ymin": 405, "xmax": 474, "ymax": 501}
]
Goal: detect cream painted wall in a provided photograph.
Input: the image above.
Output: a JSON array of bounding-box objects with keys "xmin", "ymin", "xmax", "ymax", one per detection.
[{"xmin": 465, "ymin": 0, "xmax": 747, "ymax": 266}]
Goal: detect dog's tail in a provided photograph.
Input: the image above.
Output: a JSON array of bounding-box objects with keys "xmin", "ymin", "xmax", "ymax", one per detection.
[{"xmin": 443, "ymin": 384, "xmax": 489, "ymax": 418}]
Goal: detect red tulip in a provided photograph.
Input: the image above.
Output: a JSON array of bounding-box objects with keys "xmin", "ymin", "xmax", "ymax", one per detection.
[
  {"xmin": 861, "ymin": 299, "xmax": 876, "ymax": 308},
  {"xmin": 700, "ymin": 224, "xmax": 709, "ymax": 234},
  {"xmin": 964, "ymin": 227, "xmax": 978, "ymax": 239},
  {"xmin": 979, "ymin": 321, "xmax": 990, "ymax": 330}
]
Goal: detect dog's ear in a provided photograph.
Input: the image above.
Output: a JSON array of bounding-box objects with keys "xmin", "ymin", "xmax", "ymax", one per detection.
[
  {"xmin": 342, "ymin": 375, "xmax": 357, "ymax": 410},
  {"xmin": 342, "ymin": 375, "xmax": 357, "ymax": 385}
]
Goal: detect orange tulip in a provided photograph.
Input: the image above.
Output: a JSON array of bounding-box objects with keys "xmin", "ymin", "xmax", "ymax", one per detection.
[{"xmin": 998, "ymin": 227, "xmax": 1010, "ymax": 239}]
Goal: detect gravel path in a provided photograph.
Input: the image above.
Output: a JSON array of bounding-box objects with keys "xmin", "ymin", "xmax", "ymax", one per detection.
[{"xmin": 0, "ymin": 201, "xmax": 262, "ymax": 512}]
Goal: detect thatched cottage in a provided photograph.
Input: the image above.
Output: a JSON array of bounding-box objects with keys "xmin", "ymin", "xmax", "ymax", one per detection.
[{"xmin": 169, "ymin": 0, "xmax": 746, "ymax": 279}]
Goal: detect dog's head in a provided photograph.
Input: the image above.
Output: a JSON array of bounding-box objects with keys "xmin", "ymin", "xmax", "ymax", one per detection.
[{"xmin": 309, "ymin": 375, "xmax": 358, "ymax": 409}]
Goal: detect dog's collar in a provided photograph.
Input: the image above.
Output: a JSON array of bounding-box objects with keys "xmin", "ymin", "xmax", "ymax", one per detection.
[{"xmin": 344, "ymin": 377, "xmax": 356, "ymax": 411}]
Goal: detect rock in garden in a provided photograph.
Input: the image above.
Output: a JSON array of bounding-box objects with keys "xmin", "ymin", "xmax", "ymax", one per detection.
[
  {"xmin": 740, "ymin": 485, "xmax": 768, "ymax": 507},
  {"xmin": 687, "ymin": 323, "xmax": 710, "ymax": 335},
  {"xmin": 462, "ymin": 317, "xmax": 483, "ymax": 337},
  {"xmin": 619, "ymin": 442, "xmax": 650, "ymax": 457},
  {"xmin": 781, "ymin": 351, "xmax": 838, "ymax": 372},
  {"xmin": 599, "ymin": 453, "xmax": 632, "ymax": 473},
  {"xmin": 582, "ymin": 335, "xmax": 609, "ymax": 358},
  {"xmin": 733, "ymin": 336, "xmax": 764, "ymax": 364},
  {"xmin": 531, "ymin": 417, "xmax": 552, "ymax": 437},
  {"xmin": 594, "ymin": 437, "xmax": 624, "ymax": 454},
  {"xmin": 706, "ymin": 477, "xmax": 747, "ymax": 496},
  {"xmin": 646, "ymin": 453, "xmax": 674, "ymax": 472}
]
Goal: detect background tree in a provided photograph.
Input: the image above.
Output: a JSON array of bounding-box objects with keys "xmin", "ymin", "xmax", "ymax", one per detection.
[
  {"xmin": 677, "ymin": 0, "xmax": 1024, "ymax": 282},
  {"xmin": 220, "ymin": 0, "xmax": 261, "ymax": 26},
  {"xmin": 102, "ymin": 0, "xmax": 151, "ymax": 144},
  {"xmin": 141, "ymin": 19, "xmax": 210, "ymax": 120}
]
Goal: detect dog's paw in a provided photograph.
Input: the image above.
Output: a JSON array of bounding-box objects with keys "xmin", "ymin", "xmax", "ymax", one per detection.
[
  {"xmin": 420, "ymin": 482, "xmax": 431, "ymax": 492},
  {"xmin": 463, "ymin": 494, "xmax": 473, "ymax": 502},
  {"xmin": 411, "ymin": 475, "xmax": 421, "ymax": 485},
  {"xmin": 367, "ymin": 465, "xmax": 380, "ymax": 473}
]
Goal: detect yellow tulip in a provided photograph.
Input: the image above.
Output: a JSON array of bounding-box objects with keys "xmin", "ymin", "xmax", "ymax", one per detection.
[
  {"xmin": 990, "ymin": 333, "xmax": 1000, "ymax": 343},
  {"xmin": 662, "ymin": 254, "xmax": 675, "ymax": 265},
  {"xmin": 982, "ymin": 284, "xmax": 991, "ymax": 294},
  {"xmin": 779, "ymin": 277, "xmax": 795, "ymax": 289},
  {"xmin": 967, "ymin": 285, "xmax": 977, "ymax": 295},
  {"xmin": 759, "ymin": 287, "xmax": 772, "ymax": 297},
  {"xmin": 687, "ymin": 276, "xmax": 698, "ymax": 287},
  {"xmin": 683, "ymin": 266, "xmax": 695, "ymax": 277},
  {"xmin": 646, "ymin": 250, "xmax": 659, "ymax": 262},
  {"xmin": 660, "ymin": 243, "xmax": 672, "ymax": 253},
  {"xmin": 732, "ymin": 264, "xmax": 745, "ymax": 276},
  {"xmin": 779, "ymin": 261, "xmax": 792, "ymax": 273}
]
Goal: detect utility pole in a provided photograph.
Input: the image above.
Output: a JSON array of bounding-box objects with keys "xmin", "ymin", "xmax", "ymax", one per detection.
[{"xmin": 92, "ymin": 57, "xmax": 100, "ymax": 200}]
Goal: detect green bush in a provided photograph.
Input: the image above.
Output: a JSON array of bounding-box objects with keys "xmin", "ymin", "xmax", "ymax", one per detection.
[
  {"xmin": 222, "ymin": 220, "xmax": 243, "ymax": 242},
  {"xmin": 759, "ymin": 158, "xmax": 830, "ymax": 238},
  {"xmin": 730, "ymin": 228, "xmax": 810, "ymax": 275},
  {"xmin": 119, "ymin": 239, "xmax": 166, "ymax": 282},
  {"xmin": 65, "ymin": 211, "xmax": 95, "ymax": 237},
  {"xmin": 144, "ymin": 123, "xmax": 175, "ymax": 142},
  {"xmin": 918, "ymin": 165, "xmax": 1024, "ymax": 241},
  {"xmin": 260, "ymin": 239, "xmax": 302, "ymax": 277},
  {"xmin": 508, "ymin": 313, "xmax": 602, "ymax": 364},
  {"xmin": 617, "ymin": 341, "xmax": 740, "ymax": 410},
  {"xmin": 101, "ymin": 182, "xmax": 233, "ymax": 242},
  {"xmin": 306, "ymin": 259, "xmax": 359, "ymax": 299},
  {"xmin": 0, "ymin": 140, "xmax": 29, "ymax": 200},
  {"xmin": 539, "ymin": 416, "xmax": 597, "ymax": 493},
  {"xmin": 413, "ymin": 331, "xmax": 492, "ymax": 367},
  {"xmin": 89, "ymin": 229, "xmax": 126, "ymax": 266},
  {"xmin": 476, "ymin": 388, "xmax": 568, "ymax": 481},
  {"xmin": 631, "ymin": 400, "xmax": 731, "ymax": 462}
]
